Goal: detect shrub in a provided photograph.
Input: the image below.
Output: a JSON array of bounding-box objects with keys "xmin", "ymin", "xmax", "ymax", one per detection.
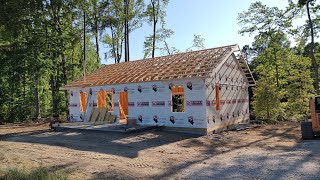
[{"xmin": 4, "ymin": 167, "xmax": 67, "ymax": 180}]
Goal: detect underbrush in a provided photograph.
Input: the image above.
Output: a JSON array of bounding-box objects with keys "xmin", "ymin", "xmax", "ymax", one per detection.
[{"xmin": 2, "ymin": 167, "xmax": 67, "ymax": 180}]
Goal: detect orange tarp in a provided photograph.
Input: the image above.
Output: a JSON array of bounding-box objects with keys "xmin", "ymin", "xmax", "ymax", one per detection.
[
  {"xmin": 97, "ymin": 90, "xmax": 107, "ymax": 108},
  {"xmin": 171, "ymin": 86, "xmax": 184, "ymax": 95},
  {"xmin": 80, "ymin": 92, "xmax": 87, "ymax": 112},
  {"xmin": 119, "ymin": 91, "xmax": 128, "ymax": 121},
  {"xmin": 215, "ymin": 85, "xmax": 220, "ymax": 111}
]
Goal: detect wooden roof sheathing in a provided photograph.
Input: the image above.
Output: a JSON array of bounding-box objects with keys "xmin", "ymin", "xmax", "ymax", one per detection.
[{"xmin": 65, "ymin": 44, "xmax": 239, "ymax": 88}]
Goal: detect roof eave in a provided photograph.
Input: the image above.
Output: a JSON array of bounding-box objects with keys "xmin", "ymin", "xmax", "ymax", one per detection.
[
  {"xmin": 60, "ymin": 83, "xmax": 93, "ymax": 90},
  {"xmin": 62, "ymin": 76, "xmax": 208, "ymax": 89}
]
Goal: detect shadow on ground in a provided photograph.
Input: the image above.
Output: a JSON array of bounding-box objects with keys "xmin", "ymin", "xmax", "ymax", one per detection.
[
  {"xmin": 1, "ymin": 124, "xmax": 320, "ymax": 179},
  {"xmin": 0, "ymin": 128, "xmax": 199, "ymax": 158},
  {"xmin": 149, "ymin": 125, "xmax": 320, "ymax": 179}
]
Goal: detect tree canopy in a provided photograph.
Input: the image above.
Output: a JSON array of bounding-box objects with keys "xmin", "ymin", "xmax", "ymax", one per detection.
[
  {"xmin": 238, "ymin": 0, "xmax": 319, "ymax": 121},
  {"xmin": 1, "ymin": 0, "xmax": 319, "ymax": 123}
]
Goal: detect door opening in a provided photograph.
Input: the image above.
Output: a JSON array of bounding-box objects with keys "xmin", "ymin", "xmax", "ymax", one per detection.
[{"xmin": 118, "ymin": 91, "xmax": 128, "ymax": 124}]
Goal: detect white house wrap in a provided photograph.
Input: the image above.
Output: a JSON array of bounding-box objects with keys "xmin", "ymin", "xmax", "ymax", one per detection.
[{"xmin": 64, "ymin": 44, "xmax": 255, "ymax": 134}]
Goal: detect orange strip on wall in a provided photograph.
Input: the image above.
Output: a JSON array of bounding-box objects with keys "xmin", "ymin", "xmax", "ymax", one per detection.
[
  {"xmin": 97, "ymin": 90, "xmax": 107, "ymax": 108},
  {"xmin": 97, "ymin": 91, "xmax": 101, "ymax": 107},
  {"xmin": 101, "ymin": 91, "xmax": 106, "ymax": 107},
  {"xmin": 80, "ymin": 92, "xmax": 87, "ymax": 112},
  {"xmin": 216, "ymin": 85, "xmax": 220, "ymax": 111}
]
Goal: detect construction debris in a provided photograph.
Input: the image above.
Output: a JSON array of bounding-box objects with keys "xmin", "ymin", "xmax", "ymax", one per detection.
[{"xmin": 88, "ymin": 108, "xmax": 116, "ymax": 124}]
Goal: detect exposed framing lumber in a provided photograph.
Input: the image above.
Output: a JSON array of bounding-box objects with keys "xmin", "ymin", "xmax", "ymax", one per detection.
[{"xmin": 64, "ymin": 45, "xmax": 243, "ymax": 88}]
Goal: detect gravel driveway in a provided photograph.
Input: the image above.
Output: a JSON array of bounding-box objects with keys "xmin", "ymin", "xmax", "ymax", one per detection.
[{"xmin": 0, "ymin": 123, "xmax": 319, "ymax": 179}]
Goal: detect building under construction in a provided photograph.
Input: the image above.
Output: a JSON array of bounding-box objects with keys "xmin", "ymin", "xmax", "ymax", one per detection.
[{"xmin": 63, "ymin": 44, "xmax": 255, "ymax": 134}]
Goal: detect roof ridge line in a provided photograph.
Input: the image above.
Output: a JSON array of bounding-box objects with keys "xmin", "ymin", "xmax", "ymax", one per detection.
[{"xmin": 102, "ymin": 44, "xmax": 239, "ymax": 65}]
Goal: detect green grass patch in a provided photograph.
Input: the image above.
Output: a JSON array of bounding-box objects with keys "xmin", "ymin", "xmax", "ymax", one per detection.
[{"xmin": 3, "ymin": 167, "xmax": 67, "ymax": 180}]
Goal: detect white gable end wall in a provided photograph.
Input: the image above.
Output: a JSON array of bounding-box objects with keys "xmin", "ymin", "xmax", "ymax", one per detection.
[{"xmin": 205, "ymin": 55, "xmax": 250, "ymax": 133}]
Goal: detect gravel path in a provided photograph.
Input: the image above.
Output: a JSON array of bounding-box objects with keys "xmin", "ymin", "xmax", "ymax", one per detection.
[{"xmin": 0, "ymin": 123, "xmax": 319, "ymax": 179}]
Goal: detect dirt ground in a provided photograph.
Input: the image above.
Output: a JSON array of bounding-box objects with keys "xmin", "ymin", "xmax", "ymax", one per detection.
[{"xmin": 0, "ymin": 122, "xmax": 319, "ymax": 180}]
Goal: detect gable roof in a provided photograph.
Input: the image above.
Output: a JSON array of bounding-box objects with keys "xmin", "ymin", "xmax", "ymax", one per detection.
[{"xmin": 65, "ymin": 44, "xmax": 253, "ymax": 88}]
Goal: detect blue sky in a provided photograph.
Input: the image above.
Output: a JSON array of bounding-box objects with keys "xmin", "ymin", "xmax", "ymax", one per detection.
[{"xmin": 99, "ymin": 0, "xmax": 291, "ymax": 64}]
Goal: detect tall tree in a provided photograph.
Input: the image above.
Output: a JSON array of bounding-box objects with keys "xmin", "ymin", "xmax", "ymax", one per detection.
[
  {"xmin": 143, "ymin": 27, "xmax": 178, "ymax": 58},
  {"xmin": 87, "ymin": 0, "xmax": 103, "ymax": 63},
  {"xmin": 124, "ymin": 0, "xmax": 145, "ymax": 61},
  {"xmin": 144, "ymin": 0, "xmax": 169, "ymax": 58},
  {"xmin": 0, "ymin": 0, "xmax": 100, "ymax": 122},
  {"xmin": 101, "ymin": 0, "xmax": 125, "ymax": 63},
  {"xmin": 238, "ymin": 2, "xmax": 296, "ymax": 88},
  {"xmin": 157, "ymin": 28, "xmax": 179, "ymax": 55},
  {"xmin": 298, "ymin": 0, "xmax": 319, "ymax": 93},
  {"xmin": 102, "ymin": 0, "xmax": 144, "ymax": 63}
]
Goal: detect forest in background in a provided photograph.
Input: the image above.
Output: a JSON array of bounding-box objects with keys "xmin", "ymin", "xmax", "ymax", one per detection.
[
  {"xmin": 0, "ymin": 0, "xmax": 319, "ymax": 123},
  {"xmin": 239, "ymin": 0, "xmax": 320, "ymax": 122}
]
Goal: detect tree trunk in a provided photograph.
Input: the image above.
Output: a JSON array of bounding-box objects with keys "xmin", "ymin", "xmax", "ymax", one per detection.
[
  {"xmin": 58, "ymin": 31, "xmax": 67, "ymax": 85},
  {"xmin": 94, "ymin": 13, "xmax": 100, "ymax": 63},
  {"xmin": 54, "ymin": 3, "xmax": 68, "ymax": 116},
  {"xmin": 50, "ymin": 74, "xmax": 59, "ymax": 117},
  {"xmin": 83, "ymin": 10, "xmax": 86, "ymax": 82},
  {"xmin": 35, "ymin": 76, "xmax": 40, "ymax": 119},
  {"xmin": 59, "ymin": 32, "xmax": 68, "ymax": 115},
  {"xmin": 266, "ymin": 89, "xmax": 270, "ymax": 121},
  {"xmin": 62, "ymin": 52, "xmax": 68, "ymax": 114},
  {"xmin": 71, "ymin": 41, "xmax": 75, "ymax": 80},
  {"xmin": 61, "ymin": 53, "xmax": 67, "ymax": 85},
  {"xmin": 127, "ymin": 19, "xmax": 130, "ymax": 61},
  {"xmin": 9, "ymin": 57, "xmax": 14, "ymax": 121},
  {"xmin": 306, "ymin": 2, "xmax": 319, "ymax": 94},
  {"xmin": 119, "ymin": 35, "xmax": 124, "ymax": 63},
  {"xmin": 164, "ymin": 40, "xmax": 171, "ymax": 55},
  {"xmin": 23, "ymin": 56, "xmax": 27, "ymax": 118},
  {"xmin": 34, "ymin": 49, "xmax": 40, "ymax": 119},
  {"xmin": 95, "ymin": 32, "xmax": 100, "ymax": 62},
  {"xmin": 127, "ymin": 0, "xmax": 130, "ymax": 61},
  {"xmin": 111, "ymin": 26, "xmax": 118, "ymax": 63},
  {"xmin": 124, "ymin": 0, "xmax": 130, "ymax": 62},
  {"xmin": 152, "ymin": 1, "xmax": 156, "ymax": 58},
  {"xmin": 274, "ymin": 48, "xmax": 279, "ymax": 87},
  {"xmin": 124, "ymin": 0, "xmax": 128, "ymax": 62}
]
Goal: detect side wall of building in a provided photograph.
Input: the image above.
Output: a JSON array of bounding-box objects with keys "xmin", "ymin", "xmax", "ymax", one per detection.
[
  {"xmin": 68, "ymin": 78, "xmax": 207, "ymax": 129},
  {"xmin": 205, "ymin": 55, "xmax": 250, "ymax": 133}
]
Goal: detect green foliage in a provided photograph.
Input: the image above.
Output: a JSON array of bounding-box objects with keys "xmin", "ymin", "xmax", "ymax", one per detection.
[
  {"xmin": 186, "ymin": 34, "xmax": 205, "ymax": 52},
  {"xmin": 102, "ymin": 0, "xmax": 145, "ymax": 62},
  {"xmin": 0, "ymin": 0, "xmax": 100, "ymax": 122},
  {"xmin": 4, "ymin": 167, "xmax": 67, "ymax": 180},
  {"xmin": 143, "ymin": 0, "xmax": 175, "ymax": 58},
  {"xmin": 253, "ymin": 44, "xmax": 314, "ymax": 120},
  {"xmin": 145, "ymin": 0, "xmax": 169, "ymax": 26},
  {"xmin": 143, "ymin": 35, "xmax": 154, "ymax": 58},
  {"xmin": 143, "ymin": 28, "xmax": 178, "ymax": 58},
  {"xmin": 238, "ymin": 1, "xmax": 320, "ymax": 121},
  {"xmin": 285, "ymin": 55, "xmax": 314, "ymax": 119},
  {"xmin": 252, "ymin": 77, "xmax": 280, "ymax": 121},
  {"xmin": 101, "ymin": 0, "xmax": 125, "ymax": 63},
  {"xmin": 237, "ymin": 1, "xmax": 295, "ymax": 36}
]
